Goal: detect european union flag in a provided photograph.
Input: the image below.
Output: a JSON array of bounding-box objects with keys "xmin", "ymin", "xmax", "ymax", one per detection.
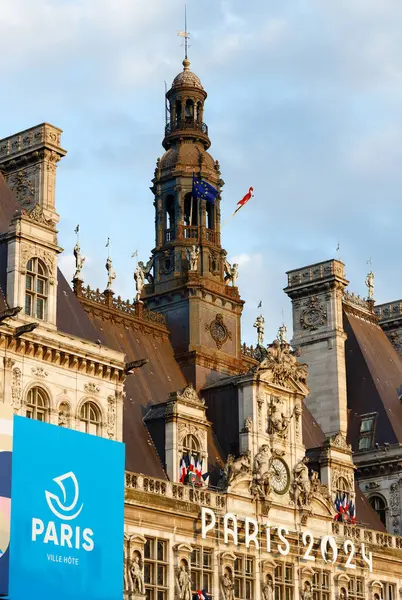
[{"xmin": 192, "ymin": 176, "xmax": 218, "ymax": 204}]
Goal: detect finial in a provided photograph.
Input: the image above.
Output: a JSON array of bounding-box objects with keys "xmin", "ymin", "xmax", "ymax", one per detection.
[
  {"xmin": 365, "ymin": 258, "xmax": 375, "ymax": 301},
  {"xmin": 177, "ymin": 4, "xmax": 191, "ymax": 62},
  {"xmin": 254, "ymin": 303, "xmax": 265, "ymax": 347},
  {"xmin": 105, "ymin": 237, "xmax": 110, "ymax": 259}
]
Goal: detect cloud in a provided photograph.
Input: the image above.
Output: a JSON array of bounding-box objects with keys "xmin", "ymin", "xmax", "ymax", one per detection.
[{"xmin": 2, "ymin": 0, "xmax": 402, "ymax": 345}]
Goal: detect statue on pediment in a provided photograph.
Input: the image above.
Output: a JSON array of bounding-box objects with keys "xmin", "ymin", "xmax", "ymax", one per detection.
[
  {"xmin": 105, "ymin": 256, "xmax": 116, "ymax": 291},
  {"xmin": 251, "ymin": 444, "xmax": 272, "ymax": 499},
  {"xmin": 291, "ymin": 456, "xmax": 311, "ymax": 507},
  {"xmin": 257, "ymin": 339, "xmax": 308, "ymax": 386},
  {"xmin": 73, "ymin": 241, "xmax": 85, "ymax": 280},
  {"xmin": 138, "ymin": 256, "xmax": 154, "ymax": 285},
  {"xmin": 218, "ymin": 452, "xmax": 251, "ymax": 489}
]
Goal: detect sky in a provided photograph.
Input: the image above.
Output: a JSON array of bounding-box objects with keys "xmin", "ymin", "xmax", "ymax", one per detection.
[{"xmin": 1, "ymin": 0, "xmax": 402, "ymax": 344}]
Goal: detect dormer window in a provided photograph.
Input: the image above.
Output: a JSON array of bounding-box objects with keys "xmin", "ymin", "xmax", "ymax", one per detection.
[
  {"xmin": 358, "ymin": 413, "xmax": 376, "ymax": 451},
  {"xmin": 25, "ymin": 258, "xmax": 48, "ymax": 320}
]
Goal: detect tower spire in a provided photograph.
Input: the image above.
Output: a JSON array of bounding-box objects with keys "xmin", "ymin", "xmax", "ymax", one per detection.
[{"xmin": 177, "ymin": 5, "xmax": 190, "ymax": 62}]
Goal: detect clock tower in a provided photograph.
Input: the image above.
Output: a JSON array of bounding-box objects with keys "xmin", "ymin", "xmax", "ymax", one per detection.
[{"xmin": 142, "ymin": 58, "xmax": 245, "ymax": 390}]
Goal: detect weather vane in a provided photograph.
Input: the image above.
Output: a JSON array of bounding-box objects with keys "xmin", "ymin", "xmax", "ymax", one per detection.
[{"xmin": 177, "ymin": 5, "xmax": 190, "ymax": 59}]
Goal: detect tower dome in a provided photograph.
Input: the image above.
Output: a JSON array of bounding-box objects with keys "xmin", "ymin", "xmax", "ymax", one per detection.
[{"xmin": 172, "ymin": 59, "xmax": 204, "ymax": 90}]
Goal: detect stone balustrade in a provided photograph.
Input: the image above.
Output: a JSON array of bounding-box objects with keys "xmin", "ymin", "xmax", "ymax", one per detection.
[{"xmin": 125, "ymin": 471, "xmax": 226, "ymax": 509}]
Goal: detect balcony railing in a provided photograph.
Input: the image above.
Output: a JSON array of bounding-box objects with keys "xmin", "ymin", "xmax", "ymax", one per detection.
[
  {"xmin": 183, "ymin": 226, "xmax": 199, "ymax": 240},
  {"xmin": 164, "ymin": 228, "xmax": 175, "ymax": 243},
  {"xmin": 165, "ymin": 119, "xmax": 208, "ymax": 137}
]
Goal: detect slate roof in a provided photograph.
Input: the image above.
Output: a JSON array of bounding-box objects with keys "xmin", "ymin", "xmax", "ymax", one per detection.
[{"xmin": 344, "ymin": 310, "xmax": 402, "ymax": 448}]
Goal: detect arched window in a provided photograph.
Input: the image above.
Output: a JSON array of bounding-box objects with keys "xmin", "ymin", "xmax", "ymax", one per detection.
[
  {"xmin": 185, "ymin": 99, "xmax": 194, "ymax": 121},
  {"xmin": 25, "ymin": 258, "xmax": 48, "ymax": 320},
  {"xmin": 80, "ymin": 401, "xmax": 101, "ymax": 436},
  {"xmin": 369, "ymin": 495, "xmax": 387, "ymax": 526},
  {"xmin": 26, "ymin": 387, "xmax": 49, "ymax": 422},
  {"xmin": 182, "ymin": 434, "xmax": 199, "ymax": 456},
  {"xmin": 175, "ymin": 100, "xmax": 182, "ymax": 125},
  {"xmin": 165, "ymin": 195, "xmax": 175, "ymax": 230}
]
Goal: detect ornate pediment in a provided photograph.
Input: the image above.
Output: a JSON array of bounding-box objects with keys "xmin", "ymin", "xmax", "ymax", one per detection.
[
  {"xmin": 253, "ymin": 339, "xmax": 309, "ymax": 393},
  {"xmin": 176, "ymin": 383, "xmax": 205, "ymax": 405},
  {"xmin": 326, "ymin": 432, "xmax": 352, "ymax": 452}
]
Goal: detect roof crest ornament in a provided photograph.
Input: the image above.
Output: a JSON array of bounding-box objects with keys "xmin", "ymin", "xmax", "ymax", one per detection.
[{"xmin": 73, "ymin": 224, "xmax": 85, "ymax": 282}]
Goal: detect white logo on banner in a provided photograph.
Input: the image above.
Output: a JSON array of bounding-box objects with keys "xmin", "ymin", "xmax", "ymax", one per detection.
[{"xmin": 45, "ymin": 472, "xmax": 83, "ymax": 521}]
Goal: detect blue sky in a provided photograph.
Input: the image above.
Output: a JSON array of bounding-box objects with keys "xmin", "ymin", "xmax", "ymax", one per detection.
[{"xmin": 1, "ymin": 0, "xmax": 402, "ymax": 344}]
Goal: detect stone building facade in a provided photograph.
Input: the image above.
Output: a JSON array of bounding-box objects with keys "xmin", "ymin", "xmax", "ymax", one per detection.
[{"xmin": 0, "ymin": 56, "xmax": 402, "ymax": 600}]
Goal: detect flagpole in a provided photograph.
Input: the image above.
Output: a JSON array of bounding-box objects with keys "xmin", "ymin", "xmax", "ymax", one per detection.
[{"xmin": 221, "ymin": 206, "xmax": 242, "ymax": 228}]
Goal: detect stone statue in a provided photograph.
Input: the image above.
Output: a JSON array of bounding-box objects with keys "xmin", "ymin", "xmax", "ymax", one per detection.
[
  {"xmin": 58, "ymin": 405, "xmax": 68, "ymax": 427},
  {"xmin": 339, "ymin": 588, "xmax": 348, "ymax": 600},
  {"xmin": 221, "ymin": 569, "xmax": 234, "ymax": 600},
  {"xmin": 251, "ymin": 444, "xmax": 272, "ymax": 498},
  {"xmin": 138, "ymin": 257, "xmax": 154, "ymax": 285},
  {"xmin": 258, "ymin": 339, "xmax": 309, "ymax": 386},
  {"xmin": 365, "ymin": 269, "xmax": 375, "ymax": 300},
  {"xmin": 105, "ymin": 257, "xmax": 116, "ymax": 291},
  {"xmin": 73, "ymin": 241, "xmax": 85, "ymax": 280},
  {"xmin": 176, "ymin": 564, "xmax": 192, "ymax": 600},
  {"xmin": 277, "ymin": 323, "xmax": 287, "ymax": 344},
  {"xmin": 291, "ymin": 456, "xmax": 311, "ymax": 507},
  {"xmin": 130, "ymin": 554, "xmax": 145, "ymax": 595},
  {"xmin": 187, "ymin": 245, "xmax": 200, "ymax": 272},
  {"xmin": 218, "ymin": 452, "xmax": 251, "ymax": 489},
  {"xmin": 310, "ymin": 470, "xmax": 320, "ymax": 493},
  {"xmin": 134, "ymin": 263, "xmax": 145, "ymax": 302},
  {"xmin": 254, "ymin": 314, "xmax": 265, "ymax": 347},
  {"xmin": 224, "ymin": 260, "xmax": 239, "ymax": 286},
  {"xmin": 261, "ymin": 575, "xmax": 274, "ymax": 600},
  {"xmin": 302, "ymin": 581, "xmax": 313, "ymax": 600}
]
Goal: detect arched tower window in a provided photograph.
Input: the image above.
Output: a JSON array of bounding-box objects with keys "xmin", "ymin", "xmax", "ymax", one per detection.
[
  {"xmin": 206, "ymin": 202, "xmax": 214, "ymax": 230},
  {"xmin": 196, "ymin": 101, "xmax": 202, "ymax": 124},
  {"xmin": 25, "ymin": 258, "xmax": 48, "ymax": 320},
  {"xmin": 184, "ymin": 193, "xmax": 198, "ymax": 227},
  {"xmin": 175, "ymin": 100, "xmax": 182, "ymax": 125},
  {"xmin": 185, "ymin": 99, "xmax": 194, "ymax": 122},
  {"xmin": 182, "ymin": 434, "xmax": 199, "ymax": 457},
  {"xmin": 26, "ymin": 387, "xmax": 49, "ymax": 422},
  {"xmin": 165, "ymin": 195, "xmax": 175, "ymax": 230},
  {"xmin": 369, "ymin": 494, "xmax": 387, "ymax": 526},
  {"xmin": 80, "ymin": 401, "xmax": 101, "ymax": 436}
]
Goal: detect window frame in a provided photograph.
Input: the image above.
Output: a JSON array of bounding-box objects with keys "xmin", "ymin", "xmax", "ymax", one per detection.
[
  {"xmin": 357, "ymin": 412, "xmax": 377, "ymax": 451},
  {"xmin": 143, "ymin": 537, "xmax": 169, "ymax": 600},
  {"xmin": 26, "ymin": 387, "xmax": 49, "ymax": 422},
  {"xmin": 369, "ymin": 494, "xmax": 387, "ymax": 527},
  {"xmin": 25, "ymin": 257, "xmax": 48, "ymax": 321},
  {"xmin": 234, "ymin": 555, "xmax": 254, "ymax": 600},
  {"xmin": 79, "ymin": 401, "xmax": 102, "ymax": 436},
  {"xmin": 190, "ymin": 546, "xmax": 213, "ymax": 596}
]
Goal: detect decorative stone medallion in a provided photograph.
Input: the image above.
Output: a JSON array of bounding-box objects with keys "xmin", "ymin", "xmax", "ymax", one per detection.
[
  {"xmin": 205, "ymin": 314, "xmax": 232, "ymax": 350},
  {"xmin": 300, "ymin": 295, "xmax": 327, "ymax": 331}
]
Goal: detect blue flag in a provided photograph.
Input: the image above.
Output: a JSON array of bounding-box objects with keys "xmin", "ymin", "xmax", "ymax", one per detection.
[{"xmin": 192, "ymin": 175, "xmax": 218, "ymax": 204}]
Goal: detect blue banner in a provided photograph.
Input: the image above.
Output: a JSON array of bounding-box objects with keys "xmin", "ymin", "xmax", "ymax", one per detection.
[
  {"xmin": 9, "ymin": 416, "xmax": 125, "ymax": 600},
  {"xmin": 0, "ymin": 405, "xmax": 13, "ymax": 598}
]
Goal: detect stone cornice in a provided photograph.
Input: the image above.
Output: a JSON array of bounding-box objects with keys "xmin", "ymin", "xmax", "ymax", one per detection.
[{"xmin": 0, "ymin": 325, "xmax": 125, "ymax": 383}]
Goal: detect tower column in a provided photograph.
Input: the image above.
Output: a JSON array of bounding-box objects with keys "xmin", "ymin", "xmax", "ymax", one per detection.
[{"xmin": 284, "ymin": 259, "xmax": 349, "ymax": 437}]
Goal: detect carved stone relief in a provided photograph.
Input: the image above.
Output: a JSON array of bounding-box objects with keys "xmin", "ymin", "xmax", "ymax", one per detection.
[
  {"xmin": 84, "ymin": 382, "xmax": 100, "ymax": 394},
  {"xmin": 11, "ymin": 367, "xmax": 22, "ymax": 411},
  {"xmin": 7, "ymin": 169, "xmax": 35, "ymax": 208},
  {"xmin": 31, "ymin": 367, "xmax": 48, "ymax": 378},
  {"xmin": 300, "ymin": 295, "xmax": 327, "ymax": 331},
  {"xmin": 177, "ymin": 383, "xmax": 204, "ymax": 405},
  {"xmin": 107, "ymin": 395, "xmax": 116, "ymax": 439},
  {"xmin": 205, "ymin": 314, "xmax": 232, "ymax": 350}
]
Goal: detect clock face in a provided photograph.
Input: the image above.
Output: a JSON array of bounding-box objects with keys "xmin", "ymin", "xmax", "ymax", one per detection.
[{"xmin": 270, "ymin": 457, "xmax": 290, "ymax": 495}]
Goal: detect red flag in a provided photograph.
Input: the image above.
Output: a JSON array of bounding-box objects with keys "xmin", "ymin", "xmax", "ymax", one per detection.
[{"xmin": 236, "ymin": 187, "xmax": 254, "ymax": 208}]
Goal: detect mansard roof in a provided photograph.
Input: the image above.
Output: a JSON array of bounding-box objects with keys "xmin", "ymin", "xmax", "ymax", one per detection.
[
  {"xmin": 344, "ymin": 309, "xmax": 402, "ymax": 448},
  {"xmin": 0, "ymin": 172, "xmax": 20, "ymax": 232}
]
